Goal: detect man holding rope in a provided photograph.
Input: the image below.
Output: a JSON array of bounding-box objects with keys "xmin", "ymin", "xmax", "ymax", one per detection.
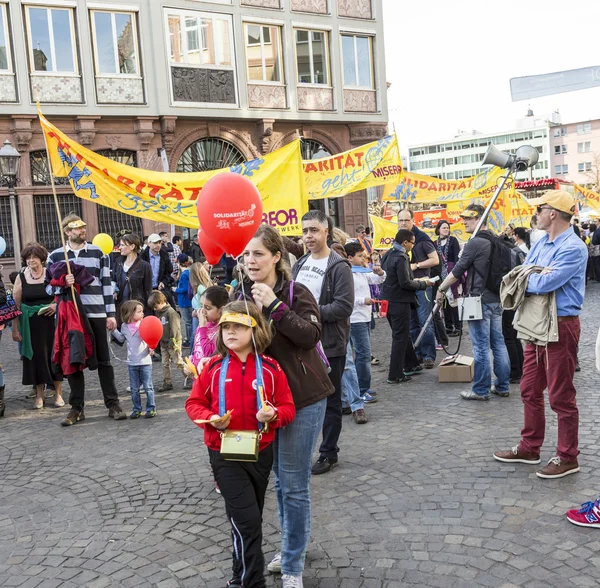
[{"xmin": 48, "ymin": 214, "xmax": 127, "ymax": 426}]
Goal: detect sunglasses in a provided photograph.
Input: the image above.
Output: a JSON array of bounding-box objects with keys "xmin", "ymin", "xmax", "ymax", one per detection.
[{"xmin": 536, "ymin": 206, "xmax": 554, "ymax": 214}]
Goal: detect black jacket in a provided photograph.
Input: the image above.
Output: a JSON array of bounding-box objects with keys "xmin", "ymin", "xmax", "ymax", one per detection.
[
  {"xmin": 112, "ymin": 256, "xmax": 153, "ymax": 312},
  {"xmin": 381, "ymin": 246, "xmax": 428, "ymax": 308},
  {"xmin": 292, "ymin": 250, "xmax": 354, "ymax": 359},
  {"xmin": 234, "ymin": 273, "xmax": 334, "ymax": 409},
  {"xmin": 0, "ymin": 274, "xmax": 6, "ymax": 306},
  {"xmin": 140, "ymin": 248, "xmax": 173, "ymax": 289},
  {"xmin": 189, "ymin": 242, "xmax": 202, "ymax": 263}
]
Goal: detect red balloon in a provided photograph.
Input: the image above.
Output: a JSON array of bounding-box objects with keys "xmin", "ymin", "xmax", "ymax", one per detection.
[
  {"xmin": 197, "ymin": 172, "xmax": 263, "ymax": 258},
  {"xmin": 139, "ymin": 316, "xmax": 163, "ymax": 350},
  {"xmin": 197, "ymin": 229, "xmax": 224, "ymax": 266}
]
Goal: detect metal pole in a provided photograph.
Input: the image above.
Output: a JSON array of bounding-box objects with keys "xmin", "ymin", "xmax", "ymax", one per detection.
[
  {"xmin": 413, "ymin": 166, "xmax": 515, "ymax": 349},
  {"xmin": 8, "ymin": 182, "xmax": 21, "ymax": 263}
]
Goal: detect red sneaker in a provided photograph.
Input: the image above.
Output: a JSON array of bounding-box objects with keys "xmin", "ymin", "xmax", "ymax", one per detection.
[{"xmin": 566, "ymin": 497, "xmax": 600, "ymax": 527}]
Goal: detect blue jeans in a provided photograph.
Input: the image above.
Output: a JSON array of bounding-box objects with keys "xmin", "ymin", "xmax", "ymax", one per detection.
[
  {"xmin": 273, "ymin": 398, "xmax": 326, "ymax": 576},
  {"xmin": 350, "ymin": 322, "xmax": 372, "ymax": 393},
  {"xmin": 467, "ymin": 302, "xmax": 510, "ymax": 396},
  {"xmin": 410, "ymin": 287, "xmax": 436, "ymax": 361},
  {"xmin": 192, "ymin": 315, "xmax": 199, "ymax": 340},
  {"xmin": 341, "ymin": 342, "xmax": 364, "ymax": 412},
  {"xmin": 128, "ymin": 364, "xmax": 156, "ymax": 413},
  {"xmin": 180, "ymin": 306, "xmax": 193, "ymax": 343}
]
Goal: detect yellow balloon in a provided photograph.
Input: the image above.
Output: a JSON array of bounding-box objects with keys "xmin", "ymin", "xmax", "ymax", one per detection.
[{"xmin": 92, "ymin": 233, "xmax": 114, "ymax": 255}]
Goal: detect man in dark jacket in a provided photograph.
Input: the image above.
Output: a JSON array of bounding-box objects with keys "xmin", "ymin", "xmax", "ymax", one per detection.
[
  {"xmin": 189, "ymin": 234, "xmax": 202, "ymax": 263},
  {"xmin": 381, "ymin": 230, "xmax": 433, "ymax": 384},
  {"xmin": 141, "ymin": 234, "xmax": 175, "ymax": 308},
  {"xmin": 292, "ymin": 210, "xmax": 354, "ymax": 475}
]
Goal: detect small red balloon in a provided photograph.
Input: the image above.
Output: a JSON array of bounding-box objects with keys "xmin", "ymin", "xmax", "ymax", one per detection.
[
  {"xmin": 139, "ymin": 316, "xmax": 163, "ymax": 350},
  {"xmin": 198, "ymin": 229, "xmax": 224, "ymax": 266},
  {"xmin": 197, "ymin": 172, "xmax": 263, "ymax": 258}
]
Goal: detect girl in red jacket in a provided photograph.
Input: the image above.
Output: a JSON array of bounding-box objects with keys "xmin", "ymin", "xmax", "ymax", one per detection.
[{"xmin": 185, "ymin": 301, "xmax": 295, "ymax": 588}]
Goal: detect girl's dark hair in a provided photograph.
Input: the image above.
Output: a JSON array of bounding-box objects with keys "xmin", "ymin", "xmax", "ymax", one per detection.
[
  {"xmin": 216, "ymin": 301, "xmax": 272, "ymax": 356},
  {"xmin": 435, "ymin": 220, "xmax": 450, "ymax": 236},
  {"xmin": 590, "ymin": 223, "xmax": 597, "ymax": 233},
  {"xmin": 121, "ymin": 299, "xmax": 143, "ymax": 323},
  {"xmin": 250, "ymin": 225, "xmax": 291, "ymax": 279},
  {"xmin": 514, "ymin": 227, "xmax": 531, "ymax": 249},
  {"xmin": 21, "ymin": 242, "xmax": 49, "ymax": 265},
  {"xmin": 395, "ymin": 229, "xmax": 414, "ymax": 245},
  {"xmin": 203, "ymin": 285, "xmax": 229, "ymax": 308}
]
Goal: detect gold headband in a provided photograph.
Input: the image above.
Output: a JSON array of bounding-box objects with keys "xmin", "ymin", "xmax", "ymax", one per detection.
[
  {"xmin": 66, "ymin": 220, "xmax": 87, "ymax": 229},
  {"xmin": 460, "ymin": 210, "xmax": 479, "ymax": 218},
  {"xmin": 219, "ymin": 312, "xmax": 256, "ymax": 328}
]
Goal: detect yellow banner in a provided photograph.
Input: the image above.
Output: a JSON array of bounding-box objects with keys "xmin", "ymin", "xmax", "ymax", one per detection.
[
  {"xmin": 303, "ymin": 135, "xmax": 402, "ymax": 200},
  {"xmin": 40, "ymin": 112, "xmax": 308, "ymax": 235},
  {"xmin": 383, "ymin": 167, "xmax": 508, "ymax": 204},
  {"xmin": 573, "ymin": 184, "xmax": 600, "ymax": 213}
]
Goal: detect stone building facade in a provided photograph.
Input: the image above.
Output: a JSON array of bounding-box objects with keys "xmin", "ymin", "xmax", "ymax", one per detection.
[{"xmin": 0, "ymin": 0, "xmax": 388, "ymax": 266}]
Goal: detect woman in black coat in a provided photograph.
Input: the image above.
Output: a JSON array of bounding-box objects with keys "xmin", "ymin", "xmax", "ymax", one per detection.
[
  {"xmin": 434, "ymin": 220, "xmax": 462, "ymax": 335},
  {"xmin": 112, "ymin": 233, "xmax": 152, "ymax": 324},
  {"xmin": 381, "ymin": 229, "xmax": 433, "ymax": 384}
]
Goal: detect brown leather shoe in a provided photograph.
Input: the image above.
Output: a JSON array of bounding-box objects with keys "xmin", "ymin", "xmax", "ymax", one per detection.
[
  {"xmin": 536, "ymin": 457, "xmax": 579, "ymax": 479},
  {"xmin": 493, "ymin": 445, "xmax": 540, "ymax": 464},
  {"xmin": 108, "ymin": 405, "xmax": 127, "ymax": 420},
  {"xmin": 61, "ymin": 409, "xmax": 85, "ymax": 427},
  {"xmin": 353, "ymin": 409, "xmax": 368, "ymax": 424}
]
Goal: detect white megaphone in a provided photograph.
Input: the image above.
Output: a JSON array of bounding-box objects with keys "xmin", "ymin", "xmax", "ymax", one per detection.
[
  {"xmin": 482, "ymin": 144, "xmax": 513, "ymax": 169},
  {"xmin": 482, "ymin": 144, "xmax": 539, "ymax": 171}
]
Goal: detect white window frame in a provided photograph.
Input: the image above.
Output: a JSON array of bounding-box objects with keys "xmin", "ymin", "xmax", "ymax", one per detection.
[
  {"xmin": 294, "ymin": 28, "xmax": 330, "ymax": 87},
  {"xmin": 165, "ymin": 8, "xmax": 234, "ymax": 70},
  {"xmin": 341, "ymin": 33, "xmax": 373, "ymax": 90},
  {"xmin": 90, "ymin": 10, "xmax": 140, "ymax": 78},
  {"xmin": 0, "ymin": 3, "xmax": 12, "ymax": 73},
  {"xmin": 244, "ymin": 22, "xmax": 284, "ymax": 85},
  {"xmin": 578, "ymin": 162, "xmax": 584, "ymax": 173},
  {"xmin": 25, "ymin": 5, "xmax": 78, "ymax": 75},
  {"xmin": 555, "ymin": 165, "xmax": 562, "ymax": 175}
]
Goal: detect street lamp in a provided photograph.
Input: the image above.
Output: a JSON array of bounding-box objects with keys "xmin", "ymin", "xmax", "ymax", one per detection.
[{"xmin": 0, "ymin": 139, "xmax": 21, "ymax": 261}]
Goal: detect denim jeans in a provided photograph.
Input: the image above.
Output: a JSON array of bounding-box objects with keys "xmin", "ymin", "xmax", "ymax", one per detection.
[
  {"xmin": 350, "ymin": 322, "xmax": 372, "ymax": 393},
  {"xmin": 273, "ymin": 398, "xmax": 326, "ymax": 576},
  {"xmin": 192, "ymin": 315, "xmax": 199, "ymax": 340},
  {"xmin": 410, "ymin": 287, "xmax": 436, "ymax": 361},
  {"xmin": 341, "ymin": 341, "xmax": 364, "ymax": 412},
  {"xmin": 467, "ymin": 302, "xmax": 510, "ymax": 396},
  {"xmin": 180, "ymin": 306, "xmax": 193, "ymax": 344},
  {"xmin": 128, "ymin": 364, "xmax": 155, "ymax": 413}
]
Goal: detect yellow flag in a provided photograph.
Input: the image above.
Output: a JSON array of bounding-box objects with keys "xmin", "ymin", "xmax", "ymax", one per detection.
[
  {"xmin": 304, "ymin": 135, "xmax": 402, "ymax": 200},
  {"xmin": 39, "ymin": 111, "xmax": 309, "ymax": 235},
  {"xmin": 573, "ymin": 184, "xmax": 600, "ymax": 213}
]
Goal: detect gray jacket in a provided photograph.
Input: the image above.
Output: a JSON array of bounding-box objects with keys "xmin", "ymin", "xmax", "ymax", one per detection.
[
  {"xmin": 451, "ymin": 230, "xmax": 498, "ymax": 304},
  {"xmin": 112, "ymin": 325, "xmax": 152, "ymax": 365},
  {"xmin": 292, "ymin": 250, "xmax": 354, "ymax": 359},
  {"xmin": 500, "ymin": 264, "xmax": 558, "ymax": 346}
]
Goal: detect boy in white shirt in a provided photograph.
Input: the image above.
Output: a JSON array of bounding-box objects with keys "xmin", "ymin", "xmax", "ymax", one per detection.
[{"xmin": 344, "ymin": 242, "xmax": 386, "ymax": 402}]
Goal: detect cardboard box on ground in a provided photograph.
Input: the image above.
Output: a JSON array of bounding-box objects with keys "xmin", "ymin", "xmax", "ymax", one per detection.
[{"xmin": 438, "ymin": 355, "xmax": 475, "ymax": 383}]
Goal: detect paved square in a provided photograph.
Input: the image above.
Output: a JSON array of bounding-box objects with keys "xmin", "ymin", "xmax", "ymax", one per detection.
[{"xmin": 1, "ymin": 284, "xmax": 600, "ymax": 587}]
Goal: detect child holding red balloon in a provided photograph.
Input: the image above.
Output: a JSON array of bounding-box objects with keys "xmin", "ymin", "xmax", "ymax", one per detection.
[
  {"xmin": 185, "ymin": 301, "xmax": 296, "ymax": 588},
  {"xmin": 148, "ymin": 290, "xmax": 185, "ymax": 392},
  {"xmin": 111, "ymin": 300, "xmax": 156, "ymax": 418}
]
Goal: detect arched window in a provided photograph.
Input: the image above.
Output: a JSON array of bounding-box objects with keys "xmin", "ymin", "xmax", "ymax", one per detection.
[
  {"xmin": 34, "ymin": 194, "xmax": 83, "ymax": 253},
  {"xmin": 95, "ymin": 150, "xmax": 144, "ymax": 239},
  {"xmin": 300, "ymin": 138, "xmax": 331, "ymax": 160},
  {"xmin": 30, "ymin": 150, "xmax": 71, "ymax": 186},
  {"xmin": 177, "ymin": 138, "xmax": 245, "ymax": 173}
]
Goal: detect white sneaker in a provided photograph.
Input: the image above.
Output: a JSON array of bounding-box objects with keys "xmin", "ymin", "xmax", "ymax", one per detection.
[
  {"xmin": 282, "ymin": 575, "xmax": 303, "ymax": 588},
  {"xmin": 267, "ymin": 552, "xmax": 282, "ymax": 573}
]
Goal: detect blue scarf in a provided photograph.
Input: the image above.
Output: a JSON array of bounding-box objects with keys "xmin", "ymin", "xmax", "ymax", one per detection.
[{"xmin": 351, "ymin": 265, "xmax": 373, "ymax": 273}]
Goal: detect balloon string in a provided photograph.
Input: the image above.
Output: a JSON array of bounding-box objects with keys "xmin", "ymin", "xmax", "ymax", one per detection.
[{"xmin": 236, "ymin": 254, "xmax": 261, "ymax": 377}]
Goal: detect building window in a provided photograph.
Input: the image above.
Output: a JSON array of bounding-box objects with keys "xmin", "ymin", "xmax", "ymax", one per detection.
[
  {"xmin": 555, "ymin": 164, "xmax": 569, "ymax": 175},
  {"xmin": 0, "ymin": 4, "xmax": 12, "ymax": 72},
  {"xmin": 553, "ymin": 127, "xmax": 566, "ymax": 137},
  {"xmin": 578, "ymin": 161, "xmax": 592, "ymax": 172},
  {"xmin": 341, "ymin": 34, "xmax": 373, "ymax": 88},
  {"xmin": 91, "ymin": 11, "xmax": 139, "ymax": 75},
  {"xmin": 577, "ymin": 141, "xmax": 591, "ymax": 153},
  {"xmin": 30, "ymin": 151, "xmax": 71, "ymax": 186},
  {"xmin": 177, "ymin": 138, "xmax": 245, "ymax": 173},
  {"xmin": 26, "ymin": 6, "xmax": 77, "ymax": 73},
  {"xmin": 34, "ymin": 194, "xmax": 82, "ymax": 253},
  {"xmin": 245, "ymin": 24, "xmax": 283, "ymax": 83},
  {"xmin": 295, "ymin": 29, "xmax": 329, "ymax": 85},
  {"xmin": 577, "ymin": 122, "xmax": 592, "ymax": 135},
  {"xmin": 554, "ymin": 145, "xmax": 567, "ymax": 155},
  {"xmin": 167, "ymin": 10, "xmax": 233, "ymax": 67}
]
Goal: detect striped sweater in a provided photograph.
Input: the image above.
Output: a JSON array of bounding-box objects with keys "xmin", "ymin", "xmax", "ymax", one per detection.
[{"xmin": 48, "ymin": 244, "xmax": 116, "ymax": 319}]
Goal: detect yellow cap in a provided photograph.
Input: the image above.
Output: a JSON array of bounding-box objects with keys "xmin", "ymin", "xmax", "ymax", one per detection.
[
  {"xmin": 66, "ymin": 219, "xmax": 87, "ymax": 229},
  {"xmin": 527, "ymin": 190, "xmax": 577, "ymax": 215},
  {"xmin": 219, "ymin": 312, "xmax": 256, "ymax": 328},
  {"xmin": 459, "ymin": 209, "xmax": 479, "ymax": 218}
]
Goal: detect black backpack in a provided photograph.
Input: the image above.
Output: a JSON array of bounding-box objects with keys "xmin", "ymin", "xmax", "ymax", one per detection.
[{"xmin": 477, "ymin": 233, "xmax": 525, "ymax": 295}]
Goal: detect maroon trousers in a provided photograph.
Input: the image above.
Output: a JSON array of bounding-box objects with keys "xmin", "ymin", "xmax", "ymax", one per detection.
[{"xmin": 519, "ymin": 318, "xmax": 580, "ymax": 462}]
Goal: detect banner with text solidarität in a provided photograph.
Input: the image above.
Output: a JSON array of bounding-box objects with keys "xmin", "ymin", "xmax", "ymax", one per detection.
[
  {"xmin": 303, "ymin": 135, "xmax": 402, "ymax": 200},
  {"xmin": 573, "ymin": 184, "xmax": 600, "ymax": 213},
  {"xmin": 382, "ymin": 166, "xmax": 508, "ymax": 204},
  {"xmin": 40, "ymin": 112, "xmax": 309, "ymax": 235}
]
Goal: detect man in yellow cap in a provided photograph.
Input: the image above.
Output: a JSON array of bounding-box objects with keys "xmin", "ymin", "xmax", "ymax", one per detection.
[{"xmin": 494, "ymin": 190, "xmax": 588, "ymax": 479}]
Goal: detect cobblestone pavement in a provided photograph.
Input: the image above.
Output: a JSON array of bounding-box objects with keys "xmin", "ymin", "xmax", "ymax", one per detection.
[{"xmin": 2, "ymin": 283, "xmax": 600, "ymax": 588}]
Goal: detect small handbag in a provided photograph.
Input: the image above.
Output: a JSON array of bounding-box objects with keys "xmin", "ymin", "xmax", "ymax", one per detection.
[
  {"xmin": 0, "ymin": 293, "xmax": 22, "ymax": 326},
  {"xmin": 218, "ymin": 353, "xmax": 265, "ymax": 462}
]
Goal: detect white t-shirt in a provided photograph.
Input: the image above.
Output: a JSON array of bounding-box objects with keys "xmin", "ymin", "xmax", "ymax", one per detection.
[{"xmin": 296, "ymin": 256, "xmax": 329, "ymax": 303}]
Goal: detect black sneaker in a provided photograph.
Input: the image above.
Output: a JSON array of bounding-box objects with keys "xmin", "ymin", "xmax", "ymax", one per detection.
[
  {"xmin": 387, "ymin": 375, "xmax": 412, "ymax": 384},
  {"xmin": 61, "ymin": 409, "xmax": 85, "ymax": 427},
  {"xmin": 342, "ymin": 407, "xmax": 352, "ymax": 415},
  {"xmin": 404, "ymin": 366, "xmax": 423, "ymax": 376},
  {"xmin": 311, "ymin": 457, "xmax": 338, "ymax": 475},
  {"xmin": 130, "ymin": 411, "xmax": 141, "ymax": 419},
  {"xmin": 108, "ymin": 405, "xmax": 128, "ymax": 420},
  {"xmin": 158, "ymin": 383, "xmax": 173, "ymax": 393}
]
